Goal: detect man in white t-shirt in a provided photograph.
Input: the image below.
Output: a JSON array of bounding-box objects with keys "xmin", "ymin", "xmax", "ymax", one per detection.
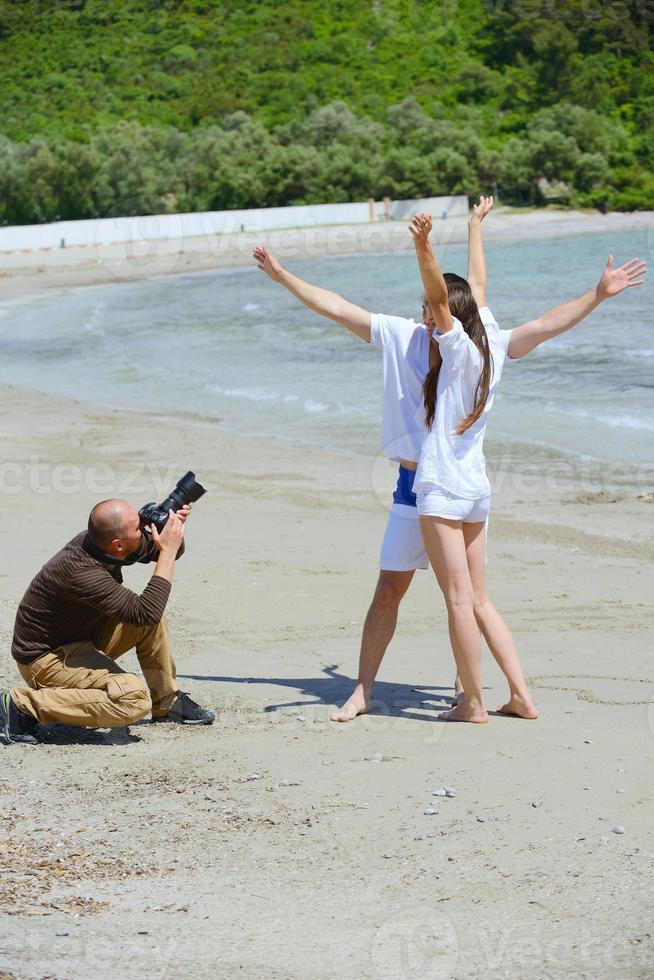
[{"xmin": 252, "ymin": 198, "xmax": 494, "ymax": 721}]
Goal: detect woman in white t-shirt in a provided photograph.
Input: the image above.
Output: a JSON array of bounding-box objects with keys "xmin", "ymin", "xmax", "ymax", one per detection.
[{"xmin": 410, "ymin": 212, "xmax": 646, "ymax": 724}]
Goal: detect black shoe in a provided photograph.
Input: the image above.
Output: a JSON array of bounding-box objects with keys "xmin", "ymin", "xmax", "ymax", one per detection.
[
  {"xmin": 152, "ymin": 691, "xmax": 215, "ymax": 726},
  {"xmin": 0, "ymin": 692, "xmax": 39, "ymax": 745}
]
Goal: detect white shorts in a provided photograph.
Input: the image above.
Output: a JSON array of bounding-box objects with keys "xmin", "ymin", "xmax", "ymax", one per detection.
[
  {"xmin": 417, "ymin": 486, "xmax": 491, "ymax": 523},
  {"xmin": 379, "ymin": 504, "xmax": 428, "ymax": 571}
]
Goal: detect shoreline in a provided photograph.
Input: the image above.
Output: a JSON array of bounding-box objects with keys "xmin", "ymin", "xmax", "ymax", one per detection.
[
  {"xmin": 1, "ymin": 375, "xmax": 651, "ymax": 496},
  {"xmin": 1, "ymin": 206, "xmax": 651, "ymax": 301},
  {"xmin": 1, "ymin": 379, "xmax": 652, "ymax": 559}
]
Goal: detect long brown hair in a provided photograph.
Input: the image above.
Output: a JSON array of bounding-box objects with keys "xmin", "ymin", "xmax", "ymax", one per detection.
[{"xmin": 422, "ymin": 273, "xmax": 493, "ymax": 434}]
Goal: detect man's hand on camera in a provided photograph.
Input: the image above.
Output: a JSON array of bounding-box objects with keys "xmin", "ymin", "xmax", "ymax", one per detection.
[
  {"xmin": 150, "ymin": 511, "xmax": 185, "ymax": 555},
  {"xmin": 176, "ymin": 504, "xmax": 192, "ymax": 524}
]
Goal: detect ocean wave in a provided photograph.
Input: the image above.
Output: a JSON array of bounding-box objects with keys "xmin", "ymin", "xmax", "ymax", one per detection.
[
  {"xmin": 221, "ymin": 386, "xmax": 280, "ymax": 402},
  {"xmin": 82, "ymin": 302, "xmax": 107, "ymax": 336},
  {"xmin": 542, "ymin": 401, "xmax": 654, "ymax": 432},
  {"xmin": 211, "ymin": 385, "xmax": 302, "ymax": 407},
  {"xmin": 623, "ymin": 348, "xmax": 654, "ymax": 359}
]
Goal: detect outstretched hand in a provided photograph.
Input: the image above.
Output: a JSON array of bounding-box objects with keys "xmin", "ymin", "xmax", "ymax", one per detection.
[
  {"xmin": 597, "ymin": 255, "xmax": 647, "ymax": 300},
  {"xmin": 252, "ymin": 245, "xmax": 284, "ymax": 282},
  {"xmin": 409, "ymin": 212, "xmax": 433, "ymax": 247},
  {"xmin": 470, "ymin": 194, "xmax": 493, "ymax": 223}
]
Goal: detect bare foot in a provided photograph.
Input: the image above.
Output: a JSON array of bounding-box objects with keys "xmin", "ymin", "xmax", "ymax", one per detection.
[
  {"xmin": 496, "ymin": 695, "xmax": 539, "ymax": 720},
  {"xmin": 330, "ymin": 687, "xmax": 371, "ymax": 723},
  {"xmin": 439, "ymin": 703, "xmax": 489, "ymax": 724}
]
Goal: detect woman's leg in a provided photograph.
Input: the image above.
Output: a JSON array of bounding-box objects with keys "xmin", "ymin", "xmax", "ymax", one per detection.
[
  {"xmin": 462, "ymin": 521, "xmax": 538, "ymax": 719},
  {"xmin": 419, "ymin": 515, "xmax": 488, "ymax": 723}
]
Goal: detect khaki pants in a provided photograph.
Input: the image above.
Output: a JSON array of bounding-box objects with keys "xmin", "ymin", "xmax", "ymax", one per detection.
[{"xmin": 12, "ymin": 617, "xmax": 179, "ymax": 729}]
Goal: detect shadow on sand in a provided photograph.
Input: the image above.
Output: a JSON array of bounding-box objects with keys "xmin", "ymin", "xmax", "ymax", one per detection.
[
  {"xmin": 33, "ymin": 722, "xmax": 145, "ymax": 746},
  {"xmin": 178, "ymin": 663, "xmax": 482, "ymax": 725}
]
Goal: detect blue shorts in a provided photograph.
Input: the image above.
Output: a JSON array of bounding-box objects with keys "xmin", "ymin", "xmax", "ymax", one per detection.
[{"xmin": 392, "ymin": 465, "xmax": 418, "ymax": 508}]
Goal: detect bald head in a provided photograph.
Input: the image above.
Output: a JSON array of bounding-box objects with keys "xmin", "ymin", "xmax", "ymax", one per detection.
[{"xmin": 88, "ymin": 499, "xmax": 137, "ymax": 550}]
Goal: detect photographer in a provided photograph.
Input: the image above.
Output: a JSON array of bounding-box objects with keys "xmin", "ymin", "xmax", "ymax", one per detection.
[{"xmin": 0, "ymin": 497, "xmax": 214, "ymax": 745}]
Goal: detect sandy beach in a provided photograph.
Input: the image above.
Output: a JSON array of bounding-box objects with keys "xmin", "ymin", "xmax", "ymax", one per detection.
[
  {"xmin": 1, "ymin": 206, "xmax": 652, "ymax": 299},
  {"xmin": 0, "ymin": 372, "xmax": 653, "ymax": 978}
]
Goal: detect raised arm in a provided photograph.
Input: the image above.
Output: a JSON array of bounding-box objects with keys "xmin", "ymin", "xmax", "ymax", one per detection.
[
  {"xmin": 467, "ymin": 195, "xmax": 493, "ymax": 308},
  {"xmin": 409, "ymin": 213, "xmax": 453, "ymax": 333},
  {"xmin": 508, "ymin": 255, "xmax": 647, "ymax": 359},
  {"xmin": 252, "ymin": 246, "xmax": 371, "ymax": 343}
]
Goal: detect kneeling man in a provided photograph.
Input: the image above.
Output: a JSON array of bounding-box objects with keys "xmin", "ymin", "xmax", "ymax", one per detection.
[{"xmin": 1, "ymin": 499, "xmax": 214, "ymax": 744}]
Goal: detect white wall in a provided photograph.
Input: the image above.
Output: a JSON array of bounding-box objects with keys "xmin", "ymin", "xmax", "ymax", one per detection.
[{"xmin": 0, "ymin": 196, "xmax": 469, "ymax": 252}]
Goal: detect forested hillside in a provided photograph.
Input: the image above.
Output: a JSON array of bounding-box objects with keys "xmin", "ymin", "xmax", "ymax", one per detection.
[{"xmin": 0, "ymin": 0, "xmax": 652, "ymax": 223}]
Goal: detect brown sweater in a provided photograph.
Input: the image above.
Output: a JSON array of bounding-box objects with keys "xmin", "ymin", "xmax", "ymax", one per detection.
[{"xmin": 11, "ymin": 532, "xmax": 171, "ymax": 664}]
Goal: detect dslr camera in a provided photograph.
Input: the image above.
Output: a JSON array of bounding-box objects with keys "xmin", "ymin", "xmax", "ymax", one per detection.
[{"xmin": 139, "ymin": 471, "xmax": 207, "ymax": 539}]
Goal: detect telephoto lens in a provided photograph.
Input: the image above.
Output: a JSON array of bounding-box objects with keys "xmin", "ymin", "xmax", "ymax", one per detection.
[{"xmin": 139, "ymin": 471, "xmax": 207, "ymax": 533}]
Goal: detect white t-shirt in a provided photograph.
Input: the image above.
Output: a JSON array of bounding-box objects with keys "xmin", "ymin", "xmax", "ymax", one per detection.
[
  {"xmin": 414, "ymin": 307, "xmax": 513, "ymax": 499},
  {"xmin": 369, "ymin": 312, "xmax": 431, "ymax": 462}
]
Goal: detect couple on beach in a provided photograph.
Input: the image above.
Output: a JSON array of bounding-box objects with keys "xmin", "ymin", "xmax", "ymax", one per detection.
[{"xmin": 253, "ymin": 198, "xmax": 646, "ymax": 724}]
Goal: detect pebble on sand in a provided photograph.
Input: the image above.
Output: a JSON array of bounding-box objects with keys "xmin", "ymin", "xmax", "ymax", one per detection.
[
  {"xmin": 423, "ymin": 807, "xmax": 439, "ymax": 816},
  {"xmin": 616, "ymin": 788, "xmax": 626, "ymax": 794},
  {"xmin": 55, "ymin": 930, "xmax": 69, "ymax": 937},
  {"xmin": 433, "ymin": 788, "xmax": 447, "ymax": 797},
  {"xmin": 531, "ymin": 800, "xmax": 543, "ymax": 808},
  {"xmin": 612, "ymin": 825, "xmax": 625, "ymax": 835},
  {"xmin": 477, "ymin": 814, "xmax": 487, "ymax": 823},
  {"xmin": 444, "ymin": 787, "xmax": 457, "ymax": 798}
]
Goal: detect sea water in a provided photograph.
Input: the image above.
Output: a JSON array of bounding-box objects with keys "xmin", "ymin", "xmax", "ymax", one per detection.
[{"xmin": 0, "ymin": 228, "xmax": 651, "ymax": 481}]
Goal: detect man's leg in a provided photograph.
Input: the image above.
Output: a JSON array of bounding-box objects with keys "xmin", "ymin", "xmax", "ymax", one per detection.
[
  {"xmin": 90, "ymin": 617, "xmax": 178, "ymax": 717},
  {"xmin": 331, "ymin": 569, "xmax": 415, "ymax": 722},
  {"xmin": 90, "ymin": 617, "xmax": 214, "ymax": 724},
  {"xmin": 11, "ymin": 643, "xmax": 152, "ymax": 730}
]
